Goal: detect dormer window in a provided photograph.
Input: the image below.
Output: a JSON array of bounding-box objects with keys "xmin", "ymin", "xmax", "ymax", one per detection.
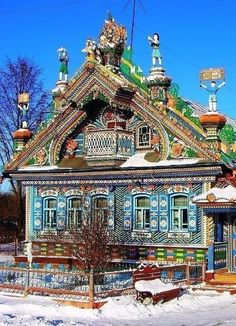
[{"xmin": 137, "ymin": 125, "xmax": 151, "ymax": 148}]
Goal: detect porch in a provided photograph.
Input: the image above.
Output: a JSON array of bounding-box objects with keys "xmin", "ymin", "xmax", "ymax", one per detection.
[
  {"xmin": 193, "ymin": 183, "xmax": 236, "ymax": 274},
  {"xmin": 205, "ymin": 241, "xmax": 236, "ymax": 288}
]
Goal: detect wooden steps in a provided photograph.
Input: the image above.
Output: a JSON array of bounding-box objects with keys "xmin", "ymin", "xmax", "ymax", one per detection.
[
  {"xmin": 214, "ymin": 268, "xmax": 228, "ymax": 275},
  {"xmin": 211, "ymin": 272, "xmax": 236, "ymax": 285},
  {"xmin": 205, "ymin": 269, "xmax": 236, "ymax": 287},
  {"xmin": 193, "ymin": 269, "xmax": 236, "ymax": 294},
  {"xmin": 192, "ymin": 285, "xmax": 236, "ymax": 295}
]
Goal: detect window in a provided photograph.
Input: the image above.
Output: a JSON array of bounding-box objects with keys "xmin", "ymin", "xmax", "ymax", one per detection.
[
  {"xmin": 134, "ymin": 196, "xmax": 150, "ymax": 230},
  {"xmin": 171, "ymin": 195, "xmax": 188, "ymax": 231},
  {"xmin": 138, "ymin": 126, "xmax": 150, "ymax": 147},
  {"xmin": 44, "ymin": 198, "xmax": 57, "ymax": 229},
  {"xmin": 68, "ymin": 197, "xmax": 82, "ymax": 229},
  {"xmin": 93, "ymin": 197, "xmax": 108, "ymax": 226}
]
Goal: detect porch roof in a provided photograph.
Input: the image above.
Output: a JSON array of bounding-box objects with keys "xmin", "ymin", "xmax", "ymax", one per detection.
[{"xmin": 193, "ymin": 185, "xmax": 236, "ymax": 207}]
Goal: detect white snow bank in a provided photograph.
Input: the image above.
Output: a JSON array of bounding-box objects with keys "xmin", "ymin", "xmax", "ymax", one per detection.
[{"xmin": 0, "ymin": 291, "xmax": 236, "ymax": 325}]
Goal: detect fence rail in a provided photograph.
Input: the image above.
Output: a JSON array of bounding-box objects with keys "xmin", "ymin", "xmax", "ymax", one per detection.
[{"xmin": 0, "ymin": 262, "xmax": 204, "ymax": 300}]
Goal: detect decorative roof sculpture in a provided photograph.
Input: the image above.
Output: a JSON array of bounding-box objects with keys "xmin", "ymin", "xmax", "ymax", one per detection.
[
  {"xmin": 82, "ymin": 13, "xmax": 127, "ymax": 72},
  {"xmin": 200, "ymin": 68, "xmax": 225, "ymax": 113},
  {"xmin": 199, "ymin": 68, "xmax": 227, "ymax": 157},
  {"xmin": 148, "ymin": 33, "xmax": 162, "ymax": 67},
  {"xmin": 145, "ymin": 32, "xmax": 171, "ymax": 105},
  {"xmin": 82, "ymin": 39, "xmax": 102, "ymax": 64},
  {"xmin": 12, "ymin": 93, "xmax": 32, "ymax": 152},
  {"xmin": 57, "ymin": 47, "xmax": 69, "ymax": 82},
  {"xmin": 99, "ymin": 13, "xmax": 127, "ymax": 52},
  {"xmin": 18, "ymin": 93, "xmax": 30, "ymax": 129}
]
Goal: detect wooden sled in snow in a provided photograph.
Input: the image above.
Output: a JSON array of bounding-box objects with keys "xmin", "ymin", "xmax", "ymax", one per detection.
[{"xmin": 134, "ymin": 278, "xmax": 182, "ymax": 305}]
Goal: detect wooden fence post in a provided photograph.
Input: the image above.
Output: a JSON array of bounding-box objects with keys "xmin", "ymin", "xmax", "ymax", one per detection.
[
  {"xmin": 167, "ymin": 266, "xmax": 174, "ymax": 281},
  {"xmin": 89, "ymin": 268, "xmax": 94, "ymax": 308},
  {"xmin": 23, "ymin": 266, "xmax": 30, "ymax": 296},
  {"xmin": 14, "ymin": 236, "xmax": 18, "ymax": 256},
  {"xmin": 202, "ymin": 261, "xmax": 206, "ymax": 282},
  {"xmin": 186, "ymin": 262, "xmax": 190, "ymax": 284}
]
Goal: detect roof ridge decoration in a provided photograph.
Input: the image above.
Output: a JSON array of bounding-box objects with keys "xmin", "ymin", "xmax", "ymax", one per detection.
[{"xmin": 81, "ymin": 13, "xmax": 127, "ymax": 73}]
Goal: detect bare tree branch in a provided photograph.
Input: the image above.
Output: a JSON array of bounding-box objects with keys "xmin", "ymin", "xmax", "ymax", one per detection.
[
  {"xmin": 0, "ymin": 57, "xmax": 50, "ymax": 165},
  {"xmin": 71, "ymin": 215, "xmax": 112, "ymax": 271}
]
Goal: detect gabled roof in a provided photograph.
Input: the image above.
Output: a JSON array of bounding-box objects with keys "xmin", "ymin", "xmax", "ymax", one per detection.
[
  {"xmin": 5, "ymin": 61, "xmax": 220, "ymax": 172},
  {"xmin": 6, "ymin": 14, "xmax": 236, "ymax": 173}
]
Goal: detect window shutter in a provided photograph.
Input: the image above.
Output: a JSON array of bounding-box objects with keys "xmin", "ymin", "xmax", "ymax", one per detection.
[
  {"xmin": 33, "ymin": 197, "xmax": 43, "ymax": 230},
  {"xmin": 150, "ymin": 195, "xmax": 158, "ymax": 231},
  {"xmin": 57, "ymin": 196, "xmax": 67, "ymax": 230},
  {"xmin": 124, "ymin": 195, "xmax": 132, "ymax": 230},
  {"xmin": 188, "ymin": 194, "xmax": 197, "ymax": 232},
  {"xmin": 108, "ymin": 193, "xmax": 115, "ymax": 230},
  {"xmin": 159, "ymin": 195, "xmax": 169, "ymax": 232}
]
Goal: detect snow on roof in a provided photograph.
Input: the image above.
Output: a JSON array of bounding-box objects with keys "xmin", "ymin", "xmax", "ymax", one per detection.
[
  {"xmin": 121, "ymin": 153, "xmax": 200, "ymax": 168},
  {"xmin": 193, "ymin": 185, "xmax": 236, "ymax": 203},
  {"xmin": 134, "ymin": 278, "xmax": 177, "ymax": 295},
  {"xmin": 18, "ymin": 165, "xmax": 59, "ymax": 171}
]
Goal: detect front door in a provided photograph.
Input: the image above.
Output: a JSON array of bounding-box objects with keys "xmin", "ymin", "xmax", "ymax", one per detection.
[{"xmin": 232, "ymin": 218, "xmax": 236, "ymax": 272}]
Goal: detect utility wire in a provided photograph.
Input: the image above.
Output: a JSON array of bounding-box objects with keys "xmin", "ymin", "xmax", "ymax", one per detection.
[
  {"xmin": 0, "ymin": 0, "xmax": 119, "ymax": 17},
  {"xmin": 122, "ymin": 0, "xmax": 145, "ymax": 53}
]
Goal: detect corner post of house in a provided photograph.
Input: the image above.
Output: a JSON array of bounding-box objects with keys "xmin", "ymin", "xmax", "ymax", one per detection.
[
  {"xmin": 205, "ymin": 241, "xmax": 215, "ymax": 282},
  {"xmin": 202, "ymin": 260, "xmax": 206, "ymax": 282}
]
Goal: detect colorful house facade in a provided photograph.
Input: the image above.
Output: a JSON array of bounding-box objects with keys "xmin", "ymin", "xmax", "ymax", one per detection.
[{"xmin": 4, "ymin": 16, "xmax": 236, "ymax": 272}]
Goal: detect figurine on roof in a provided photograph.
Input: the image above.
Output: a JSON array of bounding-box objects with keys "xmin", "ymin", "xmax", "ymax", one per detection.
[
  {"xmin": 82, "ymin": 39, "xmax": 102, "ymax": 64},
  {"xmin": 18, "ymin": 103, "xmax": 29, "ymax": 129},
  {"xmin": 57, "ymin": 47, "xmax": 69, "ymax": 82},
  {"xmin": 97, "ymin": 14, "xmax": 127, "ymax": 70},
  {"xmin": 99, "ymin": 13, "xmax": 127, "ymax": 51},
  {"xmin": 200, "ymin": 80, "xmax": 225, "ymax": 112},
  {"xmin": 148, "ymin": 33, "xmax": 162, "ymax": 66},
  {"xmin": 18, "ymin": 93, "xmax": 29, "ymax": 129}
]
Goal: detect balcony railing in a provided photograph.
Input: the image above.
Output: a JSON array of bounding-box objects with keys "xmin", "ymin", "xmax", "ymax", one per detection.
[{"xmin": 84, "ymin": 129, "xmax": 134, "ymax": 161}]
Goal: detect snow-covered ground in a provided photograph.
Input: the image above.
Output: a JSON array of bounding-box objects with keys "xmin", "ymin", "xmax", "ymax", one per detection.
[
  {"xmin": 0, "ymin": 289, "xmax": 235, "ymax": 325},
  {"xmin": 0, "ymin": 253, "xmax": 235, "ymax": 325}
]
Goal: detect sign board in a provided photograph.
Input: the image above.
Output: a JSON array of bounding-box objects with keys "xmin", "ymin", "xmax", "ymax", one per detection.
[
  {"xmin": 200, "ymin": 68, "xmax": 225, "ymax": 81},
  {"xmin": 18, "ymin": 93, "xmax": 29, "ymax": 104}
]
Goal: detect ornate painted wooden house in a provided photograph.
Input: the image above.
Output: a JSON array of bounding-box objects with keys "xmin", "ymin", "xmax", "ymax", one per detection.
[{"xmin": 4, "ymin": 16, "xmax": 236, "ymax": 272}]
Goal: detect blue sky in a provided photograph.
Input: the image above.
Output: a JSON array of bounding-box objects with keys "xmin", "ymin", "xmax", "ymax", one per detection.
[{"xmin": 1, "ymin": 0, "xmax": 236, "ymax": 119}]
